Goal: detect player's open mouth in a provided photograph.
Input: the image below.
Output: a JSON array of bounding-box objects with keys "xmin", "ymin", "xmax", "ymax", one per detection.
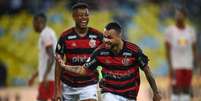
[{"xmin": 80, "ymin": 20, "xmax": 87, "ymax": 26}]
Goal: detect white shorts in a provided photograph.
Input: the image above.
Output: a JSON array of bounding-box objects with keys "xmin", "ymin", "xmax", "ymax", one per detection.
[
  {"xmin": 62, "ymin": 83, "xmax": 97, "ymax": 101},
  {"xmin": 101, "ymin": 92, "xmax": 136, "ymax": 101}
]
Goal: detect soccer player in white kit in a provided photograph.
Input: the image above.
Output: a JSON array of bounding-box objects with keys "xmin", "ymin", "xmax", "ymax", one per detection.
[
  {"xmin": 28, "ymin": 13, "xmax": 57, "ymax": 101},
  {"xmin": 165, "ymin": 8, "xmax": 196, "ymax": 101}
]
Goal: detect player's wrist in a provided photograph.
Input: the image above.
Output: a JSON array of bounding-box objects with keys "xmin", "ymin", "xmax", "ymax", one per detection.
[
  {"xmin": 43, "ymin": 75, "xmax": 48, "ymax": 81},
  {"xmin": 63, "ymin": 65, "xmax": 69, "ymax": 70},
  {"xmin": 153, "ymin": 90, "xmax": 160, "ymax": 95},
  {"xmin": 153, "ymin": 88, "xmax": 160, "ymax": 94}
]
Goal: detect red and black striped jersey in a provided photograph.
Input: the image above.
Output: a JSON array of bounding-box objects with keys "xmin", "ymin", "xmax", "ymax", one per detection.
[
  {"xmin": 56, "ymin": 27, "xmax": 103, "ymax": 87},
  {"xmin": 84, "ymin": 41, "xmax": 149, "ymax": 100}
]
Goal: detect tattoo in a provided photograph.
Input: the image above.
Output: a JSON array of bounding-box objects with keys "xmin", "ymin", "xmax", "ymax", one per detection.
[
  {"xmin": 44, "ymin": 45, "xmax": 54, "ymax": 80},
  {"xmin": 55, "ymin": 54, "xmax": 86, "ymax": 75},
  {"xmin": 64, "ymin": 65, "xmax": 85, "ymax": 75}
]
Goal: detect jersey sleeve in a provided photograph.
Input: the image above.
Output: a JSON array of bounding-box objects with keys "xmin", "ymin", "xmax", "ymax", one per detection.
[
  {"xmin": 42, "ymin": 31, "xmax": 54, "ymax": 47},
  {"xmin": 83, "ymin": 50, "xmax": 100, "ymax": 71},
  {"xmin": 55, "ymin": 36, "xmax": 66, "ymax": 56},
  {"xmin": 137, "ymin": 50, "xmax": 149, "ymax": 70}
]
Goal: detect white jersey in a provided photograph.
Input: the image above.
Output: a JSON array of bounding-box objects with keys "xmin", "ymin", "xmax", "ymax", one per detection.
[
  {"xmin": 38, "ymin": 26, "xmax": 57, "ymax": 82},
  {"xmin": 165, "ymin": 25, "xmax": 196, "ymax": 69}
]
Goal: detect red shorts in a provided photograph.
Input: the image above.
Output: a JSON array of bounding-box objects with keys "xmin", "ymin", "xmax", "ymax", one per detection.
[
  {"xmin": 37, "ymin": 81, "xmax": 55, "ymax": 100},
  {"xmin": 173, "ymin": 69, "xmax": 192, "ymax": 88}
]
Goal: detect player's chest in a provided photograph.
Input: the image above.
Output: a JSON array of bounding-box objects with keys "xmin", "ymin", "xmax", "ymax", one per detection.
[
  {"xmin": 171, "ymin": 30, "xmax": 193, "ymax": 46},
  {"xmin": 97, "ymin": 51, "xmax": 137, "ymax": 66},
  {"xmin": 64, "ymin": 34, "xmax": 102, "ymax": 49}
]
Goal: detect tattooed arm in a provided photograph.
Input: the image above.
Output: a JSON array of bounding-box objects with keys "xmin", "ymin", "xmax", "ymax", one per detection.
[{"xmin": 55, "ymin": 54, "xmax": 87, "ymax": 75}]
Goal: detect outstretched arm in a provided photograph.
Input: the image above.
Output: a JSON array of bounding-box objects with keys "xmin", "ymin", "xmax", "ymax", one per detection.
[
  {"xmin": 55, "ymin": 54, "xmax": 87, "ymax": 75},
  {"xmin": 142, "ymin": 65, "xmax": 161, "ymax": 101}
]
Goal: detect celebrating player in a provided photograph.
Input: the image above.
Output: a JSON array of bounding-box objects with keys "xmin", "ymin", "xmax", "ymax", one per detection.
[
  {"xmin": 56, "ymin": 22, "xmax": 161, "ymax": 101},
  {"xmin": 54, "ymin": 3, "xmax": 103, "ymax": 101}
]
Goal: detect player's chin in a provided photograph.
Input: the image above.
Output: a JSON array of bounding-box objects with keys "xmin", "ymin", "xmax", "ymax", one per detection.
[
  {"xmin": 80, "ymin": 25, "xmax": 88, "ymax": 29},
  {"xmin": 79, "ymin": 23, "xmax": 88, "ymax": 28}
]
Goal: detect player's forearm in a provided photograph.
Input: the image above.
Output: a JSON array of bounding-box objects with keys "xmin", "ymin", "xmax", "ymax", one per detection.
[
  {"xmin": 55, "ymin": 54, "xmax": 87, "ymax": 75},
  {"xmin": 147, "ymin": 74, "xmax": 159, "ymax": 94},
  {"xmin": 165, "ymin": 42, "xmax": 173, "ymax": 76},
  {"xmin": 55, "ymin": 63, "xmax": 61, "ymax": 94},
  {"xmin": 44, "ymin": 57, "xmax": 54, "ymax": 79},
  {"xmin": 44, "ymin": 46, "xmax": 54, "ymax": 79},
  {"xmin": 32, "ymin": 71, "xmax": 38, "ymax": 79},
  {"xmin": 144, "ymin": 66, "xmax": 159, "ymax": 94},
  {"xmin": 64, "ymin": 65, "xmax": 87, "ymax": 75}
]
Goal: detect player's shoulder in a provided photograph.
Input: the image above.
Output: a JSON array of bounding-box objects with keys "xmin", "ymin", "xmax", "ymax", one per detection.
[
  {"xmin": 43, "ymin": 26, "xmax": 53, "ymax": 32},
  {"xmin": 186, "ymin": 25, "xmax": 195, "ymax": 32},
  {"xmin": 166, "ymin": 25, "xmax": 176, "ymax": 31},
  {"xmin": 60, "ymin": 27, "xmax": 74, "ymax": 37},
  {"xmin": 165, "ymin": 25, "xmax": 177, "ymax": 36},
  {"xmin": 88, "ymin": 27, "xmax": 103, "ymax": 35},
  {"xmin": 41, "ymin": 26, "xmax": 55, "ymax": 37},
  {"xmin": 125, "ymin": 41, "xmax": 142, "ymax": 53}
]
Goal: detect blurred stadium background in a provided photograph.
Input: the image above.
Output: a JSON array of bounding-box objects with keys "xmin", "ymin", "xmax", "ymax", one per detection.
[{"xmin": 0, "ymin": 0, "xmax": 201, "ymax": 101}]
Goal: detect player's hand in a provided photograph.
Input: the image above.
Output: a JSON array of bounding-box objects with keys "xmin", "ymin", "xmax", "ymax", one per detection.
[
  {"xmin": 42, "ymin": 77, "xmax": 49, "ymax": 89},
  {"xmin": 153, "ymin": 92, "xmax": 161, "ymax": 101},
  {"xmin": 53, "ymin": 92, "xmax": 61, "ymax": 101},
  {"xmin": 169, "ymin": 68, "xmax": 175, "ymax": 88},
  {"xmin": 55, "ymin": 54, "xmax": 62, "ymax": 63},
  {"xmin": 28, "ymin": 76, "xmax": 35, "ymax": 86}
]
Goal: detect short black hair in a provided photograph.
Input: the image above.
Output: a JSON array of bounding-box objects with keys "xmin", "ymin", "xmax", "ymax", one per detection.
[
  {"xmin": 105, "ymin": 22, "xmax": 122, "ymax": 33},
  {"xmin": 72, "ymin": 2, "xmax": 89, "ymax": 11},
  {"xmin": 34, "ymin": 13, "xmax": 47, "ymax": 22}
]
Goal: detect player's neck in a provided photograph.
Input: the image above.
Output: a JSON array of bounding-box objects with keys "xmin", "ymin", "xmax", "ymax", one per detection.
[
  {"xmin": 112, "ymin": 39, "xmax": 124, "ymax": 54},
  {"xmin": 38, "ymin": 26, "xmax": 46, "ymax": 33},
  {"xmin": 176, "ymin": 21, "xmax": 186, "ymax": 30},
  {"xmin": 75, "ymin": 26, "xmax": 88, "ymax": 37},
  {"xmin": 118, "ymin": 39, "xmax": 124, "ymax": 51}
]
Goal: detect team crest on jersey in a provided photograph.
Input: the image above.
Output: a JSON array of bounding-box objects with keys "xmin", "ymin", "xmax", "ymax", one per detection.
[
  {"xmin": 122, "ymin": 57, "xmax": 130, "ymax": 66},
  {"xmin": 89, "ymin": 39, "xmax": 96, "ymax": 48}
]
